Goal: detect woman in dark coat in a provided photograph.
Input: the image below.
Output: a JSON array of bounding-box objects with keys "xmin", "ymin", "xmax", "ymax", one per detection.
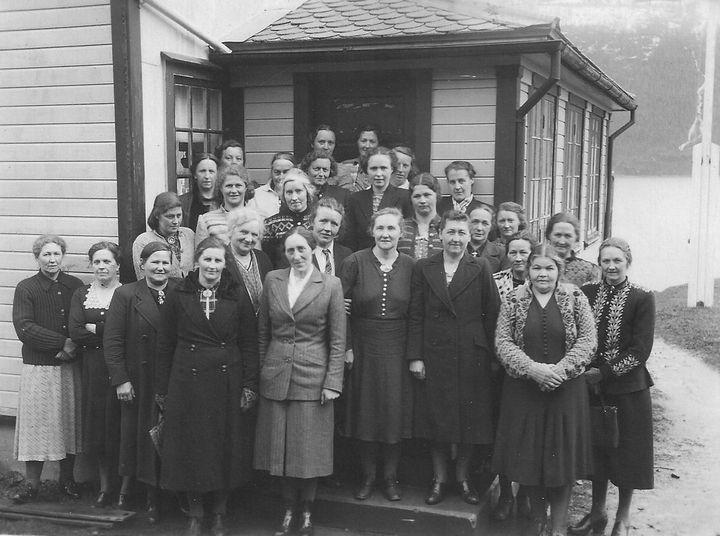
[
  {"xmin": 104, "ymin": 242, "xmax": 176, "ymax": 523},
  {"xmin": 69, "ymin": 241, "xmax": 123, "ymax": 507},
  {"xmin": 572, "ymin": 238, "xmax": 655, "ymax": 536},
  {"xmin": 156, "ymin": 236, "xmax": 259, "ymax": 536},
  {"xmin": 407, "ymin": 210, "xmax": 501, "ymax": 506}
]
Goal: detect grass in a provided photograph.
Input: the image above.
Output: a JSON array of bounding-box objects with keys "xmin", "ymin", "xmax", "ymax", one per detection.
[{"xmin": 654, "ymin": 278, "xmax": 720, "ymax": 371}]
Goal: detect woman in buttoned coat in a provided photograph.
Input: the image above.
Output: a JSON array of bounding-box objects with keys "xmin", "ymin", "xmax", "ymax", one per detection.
[
  {"xmin": 155, "ymin": 236, "xmax": 259, "ymax": 536},
  {"xmin": 254, "ymin": 227, "xmax": 346, "ymax": 536}
]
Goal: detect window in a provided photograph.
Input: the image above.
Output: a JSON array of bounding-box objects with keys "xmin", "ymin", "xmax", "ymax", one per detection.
[
  {"xmin": 563, "ymin": 104, "xmax": 584, "ymax": 217},
  {"xmin": 525, "ymin": 95, "xmax": 556, "ymax": 243},
  {"xmin": 585, "ymin": 112, "xmax": 603, "ymax": 240}
]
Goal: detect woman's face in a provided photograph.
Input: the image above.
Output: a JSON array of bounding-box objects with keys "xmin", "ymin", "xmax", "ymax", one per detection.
[
  {"xmin": 411, "ymin": 184, "xmax": 436, "ymax": 218},
  {"xmin": 441, "ymin": 219, "xmax": 470, "ymax": 257},
  {"xmin": 372, "ymin": 213, "xmax": 402, "ymax": 251},
  {"xmin": 497, "ymin": 210, "xmax": 521, "ymax": 239},
  {"xmin": 37, "ymin": 243, "xmax": 64, "ymax": 279},
  {"xmin": 157, "ymin": 206, "xmax": 183, "ymax": 237},
  {"xmin": 91, "ymin": 248, "xmax": 119, "ymax": 286},
  {"xmin": 141, "ymin": 251, "xmax": 172, "ymax": 287},
  {"xmin": 529, "ymin": 255, "xmax": 559, "ymax": 294},
  {"xmin": 197, "ymin": 247, "xmax": 226, "ymax": 286},
  {"xmin": 271, "ymin": 158, "xmax": 294, "ymax": 187},
  {"xmin": 507, "ymin": 238, "xmax": 533, "ymax": 278},
  {"xmin": 194, "ymin": 158, "xmax": 217, "ymax": 194},
  {"xmin": 284, "ymin": 180, "xmax": 309, "ymax": 213},
  {"xmin": 222, "ymin": 176, "xmax": 247, "ymax": 208},
  {"xmin": 307, "ymin": 158, "xmax": 331, "ymax": 187},
  {"xmin": 367, "ymin": 154, "xmax": 392, "ymax": 192},
  {"xmin": 446, "ymin": 169, "xmax": 473, "ymax": 202},
  {"xmin": 230, "ymin": 220, "xmax": 261, "ymax": 256},
  {"xmin": 548, "ymin": 222, "xmax": 577, "ymax": 259},
  {"xmin": 221, "ymin": 146, "xmax": 244, "ymax": 167},
  {"xmin": 357, "ymin": 130, "xmax": 379, "ymax": 156},
  {"xmin": 391, "ymin": 152, "xmax": 412, "ymax": 187},
  {"xmin": 313, "ymin": 130, "xmax": 336, "ymax": 154},
  {"xmin": 599, "ymin": 246, "xmax": 629, "ymax": 286},
  {"xmin": 469, "ymin": 207, "xmax": 493, "ymax": 245},
  {"xmin": 284, "ymin": 233, "xmax": 313, "ymax": 273}
]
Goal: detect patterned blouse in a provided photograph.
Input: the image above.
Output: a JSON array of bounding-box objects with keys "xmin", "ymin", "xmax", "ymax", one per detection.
[
  {"xmin": 397, "ymin": 216, "xmax": 443, "ymax": 260},
  {"xmin": 493, "ymin": 269, "xmax": 525, "ymax": 303},
  {"xmin": 563, "ymin": 252, "xmax": 601, "ymax": 287}
]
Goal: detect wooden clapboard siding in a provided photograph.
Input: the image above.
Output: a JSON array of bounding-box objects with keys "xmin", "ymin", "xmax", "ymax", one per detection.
[
  {"xmin": 0, "ymin": 0, "xmax": 116, "ymax": 415},
  {"xmin": 430, "ymin": 69, "xmax": 497, "ymax": 200},
  {"xmin": 244, "ymin": 84, "xmax": 294, "ymax": 185},
  {"xmin": 553, "ymin": 89, "xmax": 568, "ymax": 214}
]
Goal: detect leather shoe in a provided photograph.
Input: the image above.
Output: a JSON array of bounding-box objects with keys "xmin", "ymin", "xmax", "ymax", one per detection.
[
  {"xmin": 459, "ymin": 480, "xmax": 479, "ymax": 505},
  {"xmin": 424, "ymin": 480, "xmax": 446, "ymax": 505},
  {"xmin": 354, "ymin": 477, "xmax": 375, "ymax": 500},
  {"xmin": 493, "ymin": 495, "xmax": 515, "ymax": 521},
  {"xmin": 610, "ymin": 519, "xmax": 630, "ymax": 536},
  {"xmin": 382, "ymin": 478, "xmax": 401, "ymax": 501},
  {"xmin": 60, "ymin": 480, "xmax": 80, "ymax": 500},
  {"xmin": 10, "ymin": 483, "xmax": 38, "ymax": 504},
  {"xmin": 274, "ymin": 508, "xmax": 294, "ymax": 536},
  {"xmin": 569, "ymin": 513, "xmax": 609, "ymax": 536},
  {"xmin": 298, "ymin": 502, "xmax": 314, "ymax": 536},
  {"xmin": 183, "ymin": 517, "xmax": 202, "ymax": 536},
  {"xmin": 117, "ymin": 493, "xmax": 132, "ymax": 509},
  {"xmin": 93, "ymin": 491, "xmax": 111, "ymax": 508},
  {"xmin": 146, "ymin": 504, "xmax": 159, "ymax": 524},
  {"xmin": 211, "ymin": 513, "xmax": 226, "ymax": 536}
]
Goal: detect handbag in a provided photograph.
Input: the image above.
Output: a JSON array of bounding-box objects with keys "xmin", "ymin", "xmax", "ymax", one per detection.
[
  {"xmin": 590, "ymin": 394, "xmax": 619, "ymax": 449},
  {"xmin": 149, "ymin": 413, "xmax": 165, "ymax": 455}
]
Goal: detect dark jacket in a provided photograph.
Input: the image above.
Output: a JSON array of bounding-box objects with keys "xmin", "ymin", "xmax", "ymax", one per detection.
[
  {"xmin": 467, "ymin": 240, "xmax": 505, "ymax": 273},
  {"xmin": 341, "ymin": 186, "xmax": 411, "ymax": 251},
  {"xmin": 13, "ymin": 271, "xmax": 84, "ymax": 366},
  {"xmin": 436, "ymin": 196, "xmax": 487, "ymax": 218}
]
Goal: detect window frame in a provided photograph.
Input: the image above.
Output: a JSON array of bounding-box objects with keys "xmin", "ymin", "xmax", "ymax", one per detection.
[
  {"xmin": 563, "ymin": 101, "xmax": 584, "ymax": 218},
  {"xmin": 585, "ymin": 110, "xmax": 604, "ymax": 242}
]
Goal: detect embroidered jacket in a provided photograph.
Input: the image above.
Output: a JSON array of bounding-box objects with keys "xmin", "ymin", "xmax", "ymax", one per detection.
[
  {"xmin": 582, "ymin": 279, "xmax": 655, "ymax": 395},
  {"xmin": 495, "ymin": 282, "xmax": 597, "ymax": 382}
]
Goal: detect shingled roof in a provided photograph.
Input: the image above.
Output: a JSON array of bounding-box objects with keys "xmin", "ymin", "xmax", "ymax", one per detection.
[{"xmin": 244, "ymin": 0, "xmax": 525, "ymax": 42}]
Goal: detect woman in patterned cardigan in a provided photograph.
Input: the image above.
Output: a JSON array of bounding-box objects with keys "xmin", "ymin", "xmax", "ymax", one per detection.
[{"xmin": 493, "ymin": 244, "xmax": 597, "ymax": 536}]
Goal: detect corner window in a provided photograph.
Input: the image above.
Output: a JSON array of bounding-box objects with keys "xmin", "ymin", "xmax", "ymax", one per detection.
[
  {"xmin": 525, "ymin": 95, "xmax": 556, "ymax": 243},
  {"xmin": 563, "ymin": 104, "xmax": 584, "ymax": 218},
  {"xmin": 585, "ymin": 112, "xmax": 603, "ymax": 240}
]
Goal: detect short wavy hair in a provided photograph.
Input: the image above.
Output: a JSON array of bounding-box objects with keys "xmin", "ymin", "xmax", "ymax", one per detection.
[
  {"xmin": 598, "ymin": 236, "xmax": 633, "ymax": 266},
  {"xmin": 361, "ymin": 146, "xmax": 398, "ymax": 174},
  {"xmin": 279, "ymin": 169, "xmax": 316, "ymax": 210},
  {"xmin": 88, "ymin": 241, "xmax": 121, "ymax": 264},
  {"xmin": 226, "ymin": 207, "xmax": 265, "ymax": 242},
  {"xmin": 504, "ymin": 230, "xmax": 538, "ymax": 255},
  {"xmin": 32, "ymin": 235, "xmax": 67, "ymax": 258},
  {"xmin": 545, "ymin": 211, "xmax": 580, "ymax": 241},
  {"xmin": 498, "ymin": 201, "xmax": 528, "ymax": 232},
  {"xmin": 147, "ymin": 192, "xmax": 182, "ymax": 231},
  {"xmin": 300, "ymin": 150, "xmax": 338, "ymax": 179},
  {"xmin": 214, "ymin": 164, "xmax": 254, "ymax": 206},
  {"xmin": 444, "ymin": 160, "xmax": 476, "ymax": 179},
  {"xmin": 193, "ymin": 235, "xmax": 228, "ymax": 264}
]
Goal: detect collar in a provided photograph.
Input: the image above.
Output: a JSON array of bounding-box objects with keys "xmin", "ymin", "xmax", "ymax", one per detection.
[
  {"xmin": 603, "ymin": 277, "xmax": 629, "ymax": 290},
  {"xmin": 37, "ymin": 270, "xmax": 67, "ymax": 290},
  {"xmin": 315, "ymin": 242, "xmax": 334, "ymax": 256}
]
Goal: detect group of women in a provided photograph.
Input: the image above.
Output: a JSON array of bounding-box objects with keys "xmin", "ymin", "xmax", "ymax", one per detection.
[{"xmin": 11, "ymin": 125, "xmax": 655, "ymax": 536}]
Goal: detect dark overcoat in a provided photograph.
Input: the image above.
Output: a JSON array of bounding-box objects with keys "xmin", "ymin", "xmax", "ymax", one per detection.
[
  {"xmin": 341, "ymin": 186, "xmax": 412, "ymax": 251},
  {"xmin": 103, "ymin": 278, "xmax": 177, "ymax": 485},
  {"xmin": 406, "ymin": 252, "xmax": 501, "ymax": 444},
  {"xmin": 155, "ymin": 271, "xmax": 259, "ymax": 492}
]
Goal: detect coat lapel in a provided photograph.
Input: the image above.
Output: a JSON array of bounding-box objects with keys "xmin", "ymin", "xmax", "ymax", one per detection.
[
  {"xmin": 423, "ymin": 254, "xmax": 455, "ymax": 315},
  {"xmin": 271, "ymin": 269, "xmax": 294, "ymax": 319},
  {"xmin": 291, "ymin": 268, "xmax": 324, "ymax": 315},
  {"xmin": 134, "ymin": 280, "xmax": 160, "ymax": 330},
  {"xmin": 379, "ymin": 187, "xmax": 396, "ymax": 209},
  {"xmin": 448, "ymin": 254, "xmax": 480, "ymax": 301}
]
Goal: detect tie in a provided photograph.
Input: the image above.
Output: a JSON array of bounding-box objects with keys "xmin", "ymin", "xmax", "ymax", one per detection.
[{"xmin": 322, "ymin": 249, "xmax": 333, "ymax": 274}]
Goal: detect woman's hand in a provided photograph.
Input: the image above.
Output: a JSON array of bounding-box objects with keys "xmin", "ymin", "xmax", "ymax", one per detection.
[
  {"xmin": 344, "ymin": 298, "xmax": 352, "ymax": 315},
  {"xmin": 84, "ymin": 323, "xmax": 96, "ymax": 334},
  {"xmin": 116, "ymin": 381, "xmax": 135, "ymax": 402},
  {"xmin": 409, "ymin": 360, "xmax": 426, "ymax": 380},
  {"xmin": 529, "ymin": 362, "xmax": 563, "ymax": 391},
  {"xmin": 344, "ymin": 349, "xmax": 354, "ymax": 370},
  {"xmin": 62, "ymin": 337, "xmax": 77, "ymax": 356},
  {"xmin": 240, "ymin": 387, "xmax": 258, "ymax": 412},
  {"xmin": 321, "ymin": 389, "xmax": 339, "ymax": 405}
]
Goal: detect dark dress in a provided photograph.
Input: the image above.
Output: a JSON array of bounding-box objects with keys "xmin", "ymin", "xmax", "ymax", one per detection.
[
  {"xmin": 492, "ymin": 297, "xmax": 593, "ymax": 487},
  {"xmin": 155, "ymin": 271, "xmax": 259, "ymax": 492},
  {"xmin": 340, "ymin": 249, "xmax": 414, "ymax": 443},
  {"xmin": 582, "ymin": 279, "xmax": 655, "ymax": 489},
  {"xmin": 69, "ymin": 284, "xmax": 121, "ymax": 457}
]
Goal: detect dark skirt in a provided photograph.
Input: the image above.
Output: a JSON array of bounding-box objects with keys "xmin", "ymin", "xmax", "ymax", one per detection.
[
  {"xmin": 492, "ymin": 375, "xmax": 593, "ymax": 488},
  {"xmin": 343, "ymin": 318, "xmax": 412, "ymax": 443},
  {"xmin": 254, "ymin": 397, "xmax": 334, "ymax": 479},
  {"xmin": 81, "ymin": 346, "xmax": 121, "ymax": 457},
  {"xmin": 590, "ymin": 388, "xmax": 654, "ymax": 489}
]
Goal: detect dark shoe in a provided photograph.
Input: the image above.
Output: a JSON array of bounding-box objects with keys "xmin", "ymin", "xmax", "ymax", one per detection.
[
  {"xmin": 524, "ymin": 516, "xmax": 547, "ymax": 536},
  {"xmin": 183, "ymin": 517, "xmax": 202, "ymax": 536},
  {"xmin": 93, "ymin": 491, "xmax": 112, "ymax": 508},
  {"xmin": 10, "ymin": 483, "xmax": 38, "ymax": 504},
  {"xmin": 211, "ymin": 513, "xmax": 226, "ymax": 536},
  {"xmin": 459, "ymin": 480, "xmax": 479, "ymax": 505},
  {"xmin": 117, "ymin": 493, "xmax": 132, "ymax": 509},
  {"xmin": 569, "ymin": 513, "xmax": 609, "ymax": 536},
  {"xmin": 424, "ymin": 480, "xmax": 446, "ymax": 505},
  {"xmin": 354, "ymin": 477, "xmax": 375, "ymax": 500},
  {"xmin": 60, "ymin": 480, "xmax": 81, "ymax": 500},
  {"xmin": 610, "ymin": 519, "xmax": 630, "ymax": 536},
  {"xmin": 273, "ymin": 508, "xmax": 294, "ymax": 536},
  {"xmin": 146, "ymin": 504, "xmax": 159, "ymax": 525},
  {"xmin": 493, "ymin": 495, "xmax": 515, "ymax": 521},
  {"xmin": 298, "ymin": 509, "xmax": 313, "ymax": 536},
  {"xmin": 382, "ymin": 478, "xmax": 401, "ymax": 501},
  {"xmin": 517, "ymin": 492, "xmax": 532, "ymax": 519}
]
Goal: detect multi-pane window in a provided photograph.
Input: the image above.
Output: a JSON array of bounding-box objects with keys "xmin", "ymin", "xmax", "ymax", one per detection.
[
  {"xmin": 585, "ymin": 112, "xmax": 603, "ymax": 239},
  {"xmin": 173, "ymin": 77, "xmax": 223, "ymax": 194},
  {"xmin": 563, "ymin": 104, "xmax": 584, "ymax": 217},
  {"xmin": 525, "ymin": 95, "xmax": 556, "ymax": 243}
]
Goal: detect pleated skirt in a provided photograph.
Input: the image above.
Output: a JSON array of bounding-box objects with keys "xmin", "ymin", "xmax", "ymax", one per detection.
[
  {"xmin": 14, "ymin": 362, "xmax": 82, "ymax": 461},
  {"xmin": 492, "ymin": 374, "xmax": 592, "ymax": 488},
  {"xmin": 254, "ymin": 397, "xmax": 333, "ymax": 479}
]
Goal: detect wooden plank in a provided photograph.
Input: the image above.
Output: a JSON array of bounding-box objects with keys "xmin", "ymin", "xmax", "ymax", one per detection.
[
  {"xmin": 0, "ymin": 289, "xmax": 16, "ymax": 305},
  {"xmin": 245, "ymin": 135, "xmax": 293, "ymax": 154},
  {"xmin": 0, "ymin": 374, "xmax": 19, "ymax": 392},
  {"xmin": 0, "ymin": 355, "xmax": 22, "ymax": 374},
  {"xmin": 1, "ymin": 0, "xmax": 107, "ymax": 12},
  {"xmin": 0, "ymin": 323, "xmax": 16, "ymax": 340},
  {"xmin": 245, "ymin": 102, "xmax": 293, "ymax": 120},
  {"xmin": 0, "ymin": 24, "xmax": 110, "ymax": 51},
  {"xmin": 0, "ymin": 392, "xmax": 18, "ymax": 416},
  {"xmin": 0, "ymin": 180, "xmax": 116, "ymax": 199},
  {"xmin": 431, "ymin": 159, "xmax": 494, "ymax": 178},
  {"xmin": 433, "ymin": 79, "xmax": 496, "ymax": 90},
  {"xmin": 431, "ymin": 124, "xmax": 495, "ymax": 143},
  {"xmin": 0, "ymin": 5, "xmax": 111, "ymax": 32},
  {"xmin": 432, "ymin": 106, "xmax": 496, "ymax": 125},
  {"xmin": 0, "ymin": 198, "xmax": 117, "ymax": 217},
  {"xmin": 1, "ymin": 142, "xmax": 116, "ymax": 162},
  {"xmin": 2, "ymin": 252, "xmax": 92, "ymax": 271},
  {"xmin": 244, "ymin": 118, "xmax": 293, "ymax": 136},
  {"xmin": 0, "ymin": 45, "xmax": 112, "ymax": 69},
  {"xmin": 0, "ymin": 216, "xmax": 118, "ymax": 236},
  {"xmin": 432, "ymin": 88, "xmax": 496, "ymax": 107},
  {"xmin": 0, "ymin": 235, "xmax": 119, "ymax": 255},
  {"xmin": 0, "ymin": 84, "xmax": 114, "ymax": 106},
  {"xmin": 0, "ymin": 65, "xmax": 114, "ymax": 89},
  {"xmin": 1, "ymin": 161, "xmax": 116, "ymax": 179},
  {"xmin": 432, "ymin": 142, "xmax": 494, "ymax": 160},
  {"xmin": 244, "ymin": 86, "xmax": 293, "ymax": 103},
  {"xmin": 0, "ymin": 104, "xmax": 115, "ymax": 125},
  {"xmin": 0, "ymin": 305, "xmax": 13, "ymax": 319},
  {"xmin": 0, "ymin": 123, "xmax": 115, "ymax": 143}
]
